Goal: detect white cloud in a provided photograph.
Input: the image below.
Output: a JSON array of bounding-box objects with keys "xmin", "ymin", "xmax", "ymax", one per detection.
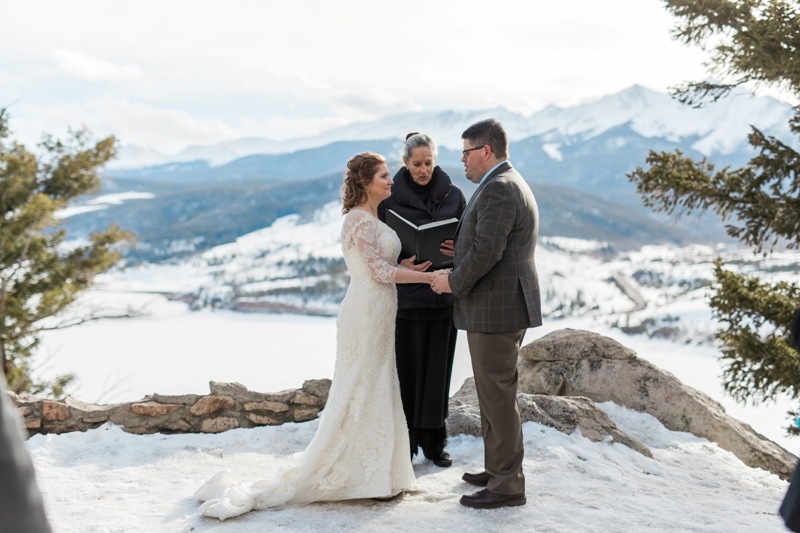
[
  {"xmin": 17, "ymin": 97, "xmax": 238, "ymax": 154},
  {"xmin": 4, "ymin": 0, "xmax": 790, "ymax": 154},
  {"xmin": 97, "ymin": 98, "xmax": 239, "ymax": 151},
  {"xmin": 253, "ymin": 115, "xmax": 353, "ymax": 142},
  {"xmin": 53, "ymin": 49, "xmax": 144, "ymax": 81},
  {"xmin": 330, "ymin": 89, "xmax": 420, "ymax": 116}
]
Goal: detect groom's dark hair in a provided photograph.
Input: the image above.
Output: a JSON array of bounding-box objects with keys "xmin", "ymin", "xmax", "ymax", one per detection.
[{"xmin": 462, "ymin": 118, "xmax": 509, "ymax": 160}]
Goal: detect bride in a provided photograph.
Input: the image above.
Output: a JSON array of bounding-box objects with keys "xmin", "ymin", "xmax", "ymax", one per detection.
[{"xmin": 195, "ymin": 152, "xmax": 437, "ymax": 520}]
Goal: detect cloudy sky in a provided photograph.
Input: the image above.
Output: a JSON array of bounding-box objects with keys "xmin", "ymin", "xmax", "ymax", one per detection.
[{"xmin": 0, "ymin": 0, "xmax": 734, "ymax": 155}]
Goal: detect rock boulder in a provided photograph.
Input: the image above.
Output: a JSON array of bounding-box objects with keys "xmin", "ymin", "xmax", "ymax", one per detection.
[
  {"xmin": 448, "ymin": 377, "xmax": 652, "ymax": 457},
  {"xmin": 517, "ymin": 328, "xmax": 796, "ymax": 479}
]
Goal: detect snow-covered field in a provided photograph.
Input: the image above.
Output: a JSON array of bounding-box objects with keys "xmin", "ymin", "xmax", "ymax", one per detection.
[{"xmin": 27, "ymin": 401, "xmax": 790, "ymax": 533}]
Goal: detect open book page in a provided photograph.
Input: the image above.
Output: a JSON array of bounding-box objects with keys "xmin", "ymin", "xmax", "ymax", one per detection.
[{"xmin": 385, "ymin": 209, "xmax": 458, "ymax": 268}]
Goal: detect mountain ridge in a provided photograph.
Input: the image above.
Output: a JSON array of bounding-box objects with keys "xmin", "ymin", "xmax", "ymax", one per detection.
[
  {"xmin": 79, "ymin": 83, "xmax": 792, "ymax": 262},
  {"xmin": 109, "ymin": 84, "xmax": 795, "ymax": 169}
]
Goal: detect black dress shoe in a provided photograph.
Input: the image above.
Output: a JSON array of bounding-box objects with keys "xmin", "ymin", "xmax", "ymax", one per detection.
[
  {"xmin": 432, "ymin": 450, "xmax": 452, "ymax": 468},
  {"xmin": 461, "ymin": 471, "xmax": 490, "ymax": 487},
  {"xmin": 420, "ymin": 428, "xmax": 451, "ymax": 467},
  {"xmin": 460, "ymin": 488, "xmax": 526, "ymax": 509}
]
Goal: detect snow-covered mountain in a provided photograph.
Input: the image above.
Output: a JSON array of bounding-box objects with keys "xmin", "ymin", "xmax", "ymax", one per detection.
[
  {"xmin": 82, "ymin": 84, "xmax": 797, "ymax": 265},
  {"xmin": 143, "ymin": 200, "xmax": 800, "ymax": 351},
  {"xmin": 109, "ymin": 85, "xmax": 796, "ymax": 169},
  {"xmin": 527, "ymin": 85, "xmax": 795, "ymax": 156}
]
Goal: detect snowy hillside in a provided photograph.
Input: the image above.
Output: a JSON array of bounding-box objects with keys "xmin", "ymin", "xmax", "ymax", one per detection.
[
  {"xmin": 131, "ymin": 201, "xmax": 799, "ymax": 351},
  {"xmin": 92, "ymin": 199, "xmax": 794, "ymax": 346}
]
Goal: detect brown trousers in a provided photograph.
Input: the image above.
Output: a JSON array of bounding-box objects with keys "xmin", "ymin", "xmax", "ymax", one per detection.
[{"xmin": 467, "ymin": 329, "xmax": 527, "ymax": 495}]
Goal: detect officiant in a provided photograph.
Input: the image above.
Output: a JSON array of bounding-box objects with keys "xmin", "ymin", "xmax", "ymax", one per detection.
[{"xmin": 378, "ymin": 132, "xmax": 466, "ymax": 467}]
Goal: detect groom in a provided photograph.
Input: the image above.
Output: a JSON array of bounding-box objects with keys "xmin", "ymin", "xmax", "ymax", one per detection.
[{"xmin": 431, "ymin": 118, "xmax": 541, "ymax": 509}]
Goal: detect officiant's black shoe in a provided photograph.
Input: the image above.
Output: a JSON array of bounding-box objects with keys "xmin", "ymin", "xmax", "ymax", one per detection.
[
  {"xmin": 431, "ymin": 450, "xmax": 452, "ymax": 468},
  {"xmin": 421, "ymin": 427, "xmax": 451, "ymax": 467},
  {"xmin": 460, "ymin": 488, "xmax": 526, "ymax": 509},
  {"xmin": 461, "ymin": 471, "xmax": 490, "ymax": 487}
]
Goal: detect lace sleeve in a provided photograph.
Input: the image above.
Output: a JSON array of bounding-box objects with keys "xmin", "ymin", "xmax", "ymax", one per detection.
[{"xmin": 342, "ymin": 211, "xmax": 397, "ymax": 284}]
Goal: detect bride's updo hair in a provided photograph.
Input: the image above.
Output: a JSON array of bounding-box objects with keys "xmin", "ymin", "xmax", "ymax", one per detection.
[{"xmin": 341, "ymin": 152, "xmax": 387, "ymax": 214}]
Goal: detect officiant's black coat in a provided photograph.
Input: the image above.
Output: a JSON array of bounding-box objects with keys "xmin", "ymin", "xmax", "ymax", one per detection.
[
  {"xmin": 378, "ymin": 166, "xmax": 466, "ymax": 312},
  {"xmin": 378, "ymin": 166, "xmax": 466, "ymax": 433}
]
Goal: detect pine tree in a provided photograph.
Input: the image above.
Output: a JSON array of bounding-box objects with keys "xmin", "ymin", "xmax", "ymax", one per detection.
[
  {"xmin": 0, "ymin": 110, "xmax": 133, "ymax": 396},
  {"xmin": 628, "ymin": 0, "xmax": 800, "ymax": 431}
]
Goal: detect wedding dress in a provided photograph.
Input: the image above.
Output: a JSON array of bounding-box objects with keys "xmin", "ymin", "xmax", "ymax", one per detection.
[{"xmin": 195, "ymin": 209, "xmax": 416, "ymax": 520}]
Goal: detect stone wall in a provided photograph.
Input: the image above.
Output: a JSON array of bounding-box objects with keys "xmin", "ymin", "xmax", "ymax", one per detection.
[{"xmin": 9, "ymin": 379, "xmax": 331, "ymax": 436}]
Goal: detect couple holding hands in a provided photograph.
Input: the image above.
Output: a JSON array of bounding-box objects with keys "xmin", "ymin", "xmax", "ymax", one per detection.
[{"xmin": 196, "ymin": 118, "xmax": 541, "ymax": 519}]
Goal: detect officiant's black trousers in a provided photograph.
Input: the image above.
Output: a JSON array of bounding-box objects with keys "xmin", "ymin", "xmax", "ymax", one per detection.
[{"xmin": 395, "ymin": 316, "xmax": 457, "ymax": 431}]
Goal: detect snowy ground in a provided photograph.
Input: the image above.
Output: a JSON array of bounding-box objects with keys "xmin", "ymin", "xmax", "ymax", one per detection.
[{"xmin": 28, "ymin": 402, "xmax": 790, "ymax": 533}]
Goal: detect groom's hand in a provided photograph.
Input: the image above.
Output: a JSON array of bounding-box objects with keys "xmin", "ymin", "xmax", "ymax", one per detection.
[{"xmin": 430, "ymin": 271, "xmax": 452, "ymax": 294}]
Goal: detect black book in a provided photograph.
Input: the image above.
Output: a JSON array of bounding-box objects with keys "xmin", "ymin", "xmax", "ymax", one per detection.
[{"xmin": 385, "ymin": 209, "xmax": 458, "ymax": 269}]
